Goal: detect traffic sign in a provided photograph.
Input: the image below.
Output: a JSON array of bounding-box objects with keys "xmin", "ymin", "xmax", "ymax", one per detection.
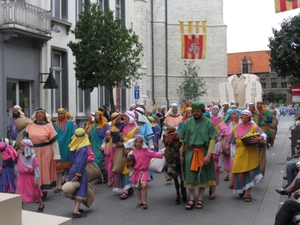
[
  {"xmin": 292, "ymin": 84, "xmax": 300, "ymax": 96},
  {"xmin": 134, "ymin": 89, "xmax": 140, "ymax": 99},
  {"xmin": 293, "ymin": 96, "xmax": 300, "ymax": 102}
]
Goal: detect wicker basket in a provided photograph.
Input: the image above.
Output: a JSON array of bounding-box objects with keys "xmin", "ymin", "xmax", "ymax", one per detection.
[{"xmin": 241, "ymin": 135, "xmax": 260, "ymax": 146}]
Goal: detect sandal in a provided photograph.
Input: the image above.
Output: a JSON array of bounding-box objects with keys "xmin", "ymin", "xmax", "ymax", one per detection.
[
  {"xmin": 94, "ymin": 179, "xmax": 102, "ymax": 184},
  {"xmin": 209, "ymin": 195, "xmax": 215, "ymax": 200},
  {"xmin": 119, "ymin": 192, "xmax": 128, "ymax": 200},
  {"xmin": 224, "ymin": 175, "xmax": 230, "ymax": 181},
  {"xmin": 245, "ymin": 194, "xmax": 251, "ymax": 202},
  {"xmin": 239, "ymin": 191, "xmax": 245, "ymax": 198},
  {"xmin": 143, "ymin": 203, "xmax": 148, "ymax": 209},
  {"xmin": 73, "ymin": 212, "xmax": 87, "ymax": 218},
  {"xmin": 54, "ymin": 188, "xmax": 62, "ymax": 193},
  {"xmin": 195, "ymin": 200, "xmax": 203, "ymax": 209},
  {"xmin": 37, "ymin": 204, "xmax": 45, "ymax": 212},
  {"xmin": 185, "ymin": 199, "xmax": 195, "ymax": 210},
  {"xmin": 136, "ymin": 203, "xmax": 143, "ymax": 208},
  {"xmin": 128, "ymin": 187, "xmax": 134, "ymax": 196}
]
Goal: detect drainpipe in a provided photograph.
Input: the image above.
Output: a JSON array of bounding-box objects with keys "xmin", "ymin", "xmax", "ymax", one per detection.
[
  {"xmin": 151, "ymin": 0, "xmax": 155, "ymax": 105},
  {"xmin": 165, "ymin": 0, "xmax": 169, "ymax": 108}
]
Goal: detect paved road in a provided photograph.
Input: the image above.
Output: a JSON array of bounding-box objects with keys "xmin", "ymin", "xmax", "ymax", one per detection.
[{"xmin": 23, "ymin": 115, "xmax": 295, "ymax": 225}]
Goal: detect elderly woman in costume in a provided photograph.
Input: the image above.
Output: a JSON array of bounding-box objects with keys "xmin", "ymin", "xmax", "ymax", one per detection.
[
  {"xmin": 229, "ymin": 110, "xmax": 265, "ymax": 202},
  {"xmin": 65, "ymin": 128, "xmax": 90, "ymax": 218},
  {"xmin": 0, "ymin": 141, "xmax": 18, "ymax": 193},
  {"xmin": 113, "ymin": 111, "xmax": 140, "ymax": 200},
  {"xmin": 23, "ymin": 108, "xmax": 60, "ymax": 198},
  {"xmin": 90, "ymin": 111, "xmax": 110, "ymax": 184},
  {"xmin": 16, "ymin": 139, "xmax": 44, "ymax": 212},
  {"xmin": 178, "ymin": 101, "xmax": 218, "ymax": 210},
  {"xmin": 209, "ymin": 105, "xmax": 223, "ymax": 200},
  {"xmin": 53, "ymin": 108, "xmax": 76, "ymax": 192}
]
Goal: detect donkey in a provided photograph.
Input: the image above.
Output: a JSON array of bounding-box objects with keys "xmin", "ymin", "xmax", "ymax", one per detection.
[{"xmin": 163, "ymin": 131, "xmax": 187, "ymax": 205}]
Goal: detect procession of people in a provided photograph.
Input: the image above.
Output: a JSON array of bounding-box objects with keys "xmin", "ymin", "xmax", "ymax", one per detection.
[{"xmin": 0, "ymin": 100, "xmax": 285, "ymax": 221}]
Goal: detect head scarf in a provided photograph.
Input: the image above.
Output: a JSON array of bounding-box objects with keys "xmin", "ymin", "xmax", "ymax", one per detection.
[
  {"xmin": 123, "ymin": 135, "xmax": 148, "ymax": 149},
  {"xmin": 224, "ymin": 109, "xmax": 233, "ymax": 122},
  {"xmin": 0, "ymin": 142, "xmax": 18, "ymax": 161},
  {"xmin": 68, "ymin": 128, "xmax": 90, "ymax": 151},
  {"xmin": 135, "ymin": 107, "xmax": 149, "ymax": 123},
  {"xmin": 95, "ymin": 111, "xmax": 108, "ymax": 129},
  {"xmin": 57, "ymin": 108, "xmax": 68, "ymax": 120},
  {"xmin": 13, "ymin": 105, "xmax": 25, "ymax": 118},
  {"xmin": 146, "ymin": 109, "xmax": 157, "ymax": 119},
  {"xmin": 241, "ymin": 109, "xmax": 252, "ymax": 118},
  {"xmin": 31, "ymin": 108, "xmax": 51, "ymax": 122},
  {"xmin": 256, "ymin": 100, "xmax": 266, "ymax": 114},
  {"xmin": 125, "ymin": 111, "xmax": 136, "ymax": 125},
  {"xmin": 147, "ymin": 116, "xmax": 156, "ymax": 126},
  {"xmin": 21, "ymin": 139, "xmax": 35, "ymax": 158},
  {"xmin": 192, "ymin": 101, "xmax": 205, "ymax": 113},
  {"xmin": 182, "ymin": 107, "xmax": 192, "ymax": 122}
]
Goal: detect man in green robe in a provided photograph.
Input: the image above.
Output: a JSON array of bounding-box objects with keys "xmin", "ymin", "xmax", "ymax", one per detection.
[{"xmin": 178, "ymin": 101, "xmax": 218, "ymax": 210}]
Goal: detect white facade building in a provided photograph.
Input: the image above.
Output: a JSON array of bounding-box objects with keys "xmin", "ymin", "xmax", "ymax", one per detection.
[{"xmin": 0, "ymin": 0, "xmax": 227, "ymax": 138}]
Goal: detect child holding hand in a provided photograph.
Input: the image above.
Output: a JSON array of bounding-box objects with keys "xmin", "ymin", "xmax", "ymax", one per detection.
[
  {"xmin": 126, "ymin": 135, "xmax": 163, "ymax": 209},
  {"xmin": 16, "ymin": 139, "xmax": 44, "ymax": 212}
]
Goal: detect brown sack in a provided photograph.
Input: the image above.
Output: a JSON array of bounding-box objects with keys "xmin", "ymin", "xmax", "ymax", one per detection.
[
  {"xmin": 15, "ymin": 118, "xmax": 32, "ymax": 132},
  {"xmin": 15, "ymin": 128, "xmax": 26, "ymax": 149},
  {"xmin": 112, "ymin": 147, "xmax": 125, "ymax": 174},
  {"xmin": 82, "ymin": 183, "xmax": 94, "ymax": 208},
  {"xmin": 85, "ymin": 162, "xmax": 102, "ymax": 182},
  {"xmin": 268, "ymin": 114, "xmax": 278, "ymax": 130}
]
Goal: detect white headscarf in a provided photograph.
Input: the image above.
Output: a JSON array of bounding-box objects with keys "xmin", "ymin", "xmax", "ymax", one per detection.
[
  {"xmin": 124, "ymin": 135, "xmax": 148, "ymax": 149},
  {"xmin": 125, "ymin": 111, "xmax": 137, "ymax": 125},
  {"xmin": 31, "ymin": 108, "xmax": 52, "ymax": 122},
  {"xmin": 13, "ymin": 105, "xmax": 25, "ymax": 117},
  {"xmin": 20, "ymin": 139, "xmax": 36, "ymax": 168},
  {"xmin": 135, "ymin": 107, "xmax": 149, "ymax": 123}
]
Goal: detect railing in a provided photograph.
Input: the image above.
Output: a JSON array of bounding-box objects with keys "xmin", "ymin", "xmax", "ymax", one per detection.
[{"xmin": 0, "ymin": 0, "xmax": 51, "ymax": 35}]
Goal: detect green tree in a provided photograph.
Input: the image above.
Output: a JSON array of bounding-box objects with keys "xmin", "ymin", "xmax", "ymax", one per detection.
[
  {"xmin": 68, "ymin": 3, "xmax": 143, "ymax": 112},
  {"xmin": 268, "ymin": 14, "xmax": 300, "ymax": 79},
  {"xmin": 266, "ymin": 91, "xmax": 277, "ymax": 103},
  {"xmin": 177, "ymin": 61, "xmax": 207, "ymax": 104},
  {"xmin": 276, "ymin": 93, "xmax": 286, "ymax": 104}
]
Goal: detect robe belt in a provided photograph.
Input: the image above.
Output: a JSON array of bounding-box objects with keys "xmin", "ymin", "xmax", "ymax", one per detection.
[
  {"xmin": 186, "ymin": 145, "xmax": 205, "ymax": 171},
  {"xmin": 260, "ymin": 125, "xmax": 268, "ymax": 131}
]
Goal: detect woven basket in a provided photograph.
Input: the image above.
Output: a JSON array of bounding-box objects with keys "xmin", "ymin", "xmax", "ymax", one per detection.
[{"xmin": 241, "ymin": 135, "xmax": 259, "ymax": 146}]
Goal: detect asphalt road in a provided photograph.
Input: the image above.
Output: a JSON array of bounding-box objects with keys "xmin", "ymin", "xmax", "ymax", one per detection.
[{"xmin": 23, "ymin": 115, "xmax": 295, "ymax": 225}]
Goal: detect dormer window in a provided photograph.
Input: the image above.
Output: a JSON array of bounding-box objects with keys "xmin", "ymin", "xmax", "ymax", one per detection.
[{"xmin": 241, "ymin": 56, "xmax": 251, "ymax": 74}]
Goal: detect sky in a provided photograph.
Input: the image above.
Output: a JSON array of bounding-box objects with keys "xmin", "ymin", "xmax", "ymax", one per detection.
[{"xmin": 223, "ymin": 0, "xmax": 300, "ymax": 53}]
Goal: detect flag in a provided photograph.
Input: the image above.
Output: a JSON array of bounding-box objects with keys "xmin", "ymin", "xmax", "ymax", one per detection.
[
  {"xmin": 180, "ymin": 21, "xmax": 206, "ymax": 59},
  {"xmin": 274, "ymin": 0, "xmax": 300, "ymax": 13}
]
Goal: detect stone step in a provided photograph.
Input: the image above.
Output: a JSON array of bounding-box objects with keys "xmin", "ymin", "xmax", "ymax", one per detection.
[
  {"xmin": 22, "ymin": 210, "xmax": 72, "ymax": 225},
  {"xmin": 0, "ymin": 193, "xmax": 72, "ymax": 225},
  {"xmin": 0, "ymin": 193, "xmax": 22, "ymax": 225}
]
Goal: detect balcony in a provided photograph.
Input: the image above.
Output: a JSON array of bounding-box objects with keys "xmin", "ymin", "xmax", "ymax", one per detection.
[{"xmin": 0, "ymin": 0, "xmax": 51, "ymax": 45}]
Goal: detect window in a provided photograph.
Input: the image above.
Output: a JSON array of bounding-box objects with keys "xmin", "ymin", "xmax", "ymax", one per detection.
[
  {"xmin": 52, "ymin": 0, "xmax": 68, "ymax": 21},
  {"xmin": 262, "ymin": 94, "xmax": 267, "ymax": 102},
  {"xmin": 98, "ymin": 0, "xmax": 104, "ymax": 11},
  {"xmin": 98, "ymin": 86, "xmax": 110, "ymax": 110},
  {"xmin": 260, "ymin": 78, "xmax": 266, "ymax": 89},
  {"xmin": 271, "ymin": 78, "xmax": 277, "ymax": 88},
  {"xmin": 77, "ymin": 81, "xmax": 85, "ymax": 114},
  {"xmin": 240, "ymin": 56, "xmax": 251, "ymax": 74},
  {"xmin": 77, "ymin": 0, "xmax": 90, "ymax": 21},
  {"xmin": 116, "ymin": 0, "xmax": 121, "ymax": 18},
  {"xmin": 281, "ymin": 77, "xmax": 287, "ymax": 88},
  {"xmin": 51, "ymin": 52, "xmax": 63, "ymax": 115}
]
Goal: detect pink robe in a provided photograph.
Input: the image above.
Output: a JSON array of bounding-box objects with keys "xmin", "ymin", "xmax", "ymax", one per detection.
[
  {"xmin": 104, "ymin": 144, "xmax": 115, "ymax": 178},
  {"xmin": 16, "ymin": 156, "xmax": 42, "ymax": 202},
  {"xmin": 129, "ymin": 149, "xmax": 163, "ymax": 182}
]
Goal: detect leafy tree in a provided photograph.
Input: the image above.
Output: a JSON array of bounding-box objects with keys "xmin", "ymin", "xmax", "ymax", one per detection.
[
  {"xmin": 276, "ymin": 93, "xmax": 286, "ymax": 104},
  {"xmin": 266, "ymin": 91, "xmax": 276, "ymax": 103},
  {"xmin": 68, "ymin": 3, "xmax": 143, "ymax": 112},
  {"xmin": 268, "ymin": 14, "xmax": 300, "ymax": 79},
  {"xmin": 177, "ymin": 61, "xmax": 207, "ymax": 104}
]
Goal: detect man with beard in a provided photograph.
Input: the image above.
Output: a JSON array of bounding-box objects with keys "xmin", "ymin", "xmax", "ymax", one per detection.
[
  {"xmin": 8, "ymin": 105, "xmax": 25, "ymax": 140},
  {"xmin": 53, "ymin": 108, "xmax": 76, "ymax": 192},
  {"xmin": 178, "ymin": 101, "xmax": 218, "ymax": 210}
]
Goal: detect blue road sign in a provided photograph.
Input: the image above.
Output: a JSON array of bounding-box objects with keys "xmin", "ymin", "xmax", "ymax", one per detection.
[{"xmin": 134, "ymin": 89, "xmax": 140, "ymax": 99}]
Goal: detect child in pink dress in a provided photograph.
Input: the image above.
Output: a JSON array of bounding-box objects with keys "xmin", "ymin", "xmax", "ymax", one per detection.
[
  {"xmin": 16, "ymin": 139, "xmax": 44, "ymax": 212},
  {"xmin": 127, "ymin": 135, "xmax": 163, "ymax": 209},
  {"xmin": 100, "ymin": 130, "xmax": 115, "ymax": 187},
  {"xmin": 0, "ymin": 141, "xmax": 18, "ymax": 193}
]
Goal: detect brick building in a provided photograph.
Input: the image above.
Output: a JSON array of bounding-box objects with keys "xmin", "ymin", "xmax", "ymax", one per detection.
[{"xmin": 227, "ymin": 50, "xmax": 292, "ymax": 105}]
